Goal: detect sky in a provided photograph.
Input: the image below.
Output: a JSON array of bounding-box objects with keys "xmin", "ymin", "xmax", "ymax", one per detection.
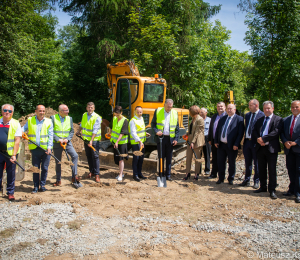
[{"xmin": 51, "ymin": 0, "xmax": 250, "ymax": 53}]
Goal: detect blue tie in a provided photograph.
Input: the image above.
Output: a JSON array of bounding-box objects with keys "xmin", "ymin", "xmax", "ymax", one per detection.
[
  {"xmin": 260, "ymin": 116, "xmax": 270, "ymax": 136},
  {"xmin": 222, "ymin": 117, "xmax": 231, "ymax": 138},
  {"xmin": 247, "ymin": 113, "xmax": 255, "ymax": 136}
]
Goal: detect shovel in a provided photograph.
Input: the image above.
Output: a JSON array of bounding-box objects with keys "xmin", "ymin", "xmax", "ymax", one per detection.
[
  {"xmin": 157, "ymin": 135, "xmax": 167, "ymax": 188},
  {"xmin": 133, "ymin": 145, "xmax": 143, "ymax": 156},
  {"xmin": 0, "ymin": 151, "xmax": 25, "ymax": 171},
  {"xmin": 183, "ymin": 134, "xmax": 199, "ymax": 161},
  {"xmin": 60, "ymin": 143, "xmax": 83, "ymax": 189},
  {"xmin": 22, "ymin": 133, "xmax": 61, "ymax": 164},
  {"xmin": 105, "ymin": 133, "xmax": 128, "ymax": 157},
  {"xmin": 76, "ymin": 134, "xmax": 101, "ymax": 155}
]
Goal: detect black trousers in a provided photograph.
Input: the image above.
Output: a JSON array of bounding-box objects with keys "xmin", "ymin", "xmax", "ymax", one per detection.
[
  {"xmin": 132, "ymin": 144, "xmax": 145, "ymax": 177},
  {"xmin": 84, "ymin": 141, "xmax": 100, "ymax": 175},
  {"xmin": 257, "ymin": 146, "xmax": 278, "ymax": 192},
  {"xmin": 157, "ymin": 136, "xmax": 174, "ymax": 178},
  {"xmin": 211, "ymin": 142, "xmax": 219, "ymax": 176},
  {"xmin": 203, "ymin": 136, "xmax": 211, "ymax": 173},
  {"xmin": 286, "ymin": 150, "xmax": 300, "ymax": 197},
  {"xmin": 217, "ymin": 142, "xmax": 238, "ymax": 181},
  {"xmin": 243, "ymin": 139, "xmax": 259, "ymax": 183}
]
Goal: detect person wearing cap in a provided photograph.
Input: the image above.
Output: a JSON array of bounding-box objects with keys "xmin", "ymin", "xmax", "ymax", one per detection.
[
  {"xmin": 22, "ymin": 105, "xmax": 53, "ymax": 193},
  {"xmin": 129, "ymin": 106, "xmax": 147, "ymax": 182},
  {"xmin": 0, "ymin": 104, "xmax": 22, "ymax": 201},
  {"xmin": 76, "ymin": 102, "xmax": 101, "ymax": 183},
  {"xmin": 51, "ymin": 104, "xmax": 79, "ymax": 186}
]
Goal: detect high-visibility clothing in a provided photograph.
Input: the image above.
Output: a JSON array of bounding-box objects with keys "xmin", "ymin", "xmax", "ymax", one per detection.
[
  {"xmin": 7, "ymin": 118, "xmax": 21, "ymax": 156},
  {"xmin": 110, "ymin": 116, "xmax": 128, "ymax": 145},
  {"xmin": 129, "ymin": 116, "xmax": 146, "ymax": 144},
  {"xmin": 53, "ymin": 114, "xmax": 71, "ymax": 142},
  {"xmin": 81, "ymin": 112, "xmax": 101, "ymax": 141},
  {"xmin": 28, "ymin": 117, "xmax": 52, "ymax": 150},
  {"xmin": 156, "ymin": 107, "xmax": 178, "ymax": 138}
]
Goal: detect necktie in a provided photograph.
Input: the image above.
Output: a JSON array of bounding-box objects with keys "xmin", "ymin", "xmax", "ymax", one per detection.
[
  {"xmin": 290, "ymin": 116, "xmax": 296, "ymax": 139},
  {"xmin": 247, "ymin": 113, "xmax": 255, "ymax": 136},
  {"xmin": 260, "ymin": 116, "xmax": 270, "ymax": 136},
  {"xmin": 222, "ymin": 117, "xmax": 231, "ymax": 138}
]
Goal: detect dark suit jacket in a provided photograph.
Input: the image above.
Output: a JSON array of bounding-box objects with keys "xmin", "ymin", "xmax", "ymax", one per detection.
[
  {"xmin": 280, "ymin": 115, "xmax": 300, "ymax": 154},
  {"xmin": 215, "ymin": 114, "xmax": 245, "ymax": 149},
  {"xmin": 252, "ymin": 114, "xmax": 283, "ymax": 153},
  {"xmin": 244, "ymin": 110, "xmax": 264, "ymax": 145},
  {"xmin": 208, "ymin": 113, "xmax": 226, "ymax": 145},
  {"xmin": 151, "ymin": 108, "xmax": 180, "ymax": 144}
]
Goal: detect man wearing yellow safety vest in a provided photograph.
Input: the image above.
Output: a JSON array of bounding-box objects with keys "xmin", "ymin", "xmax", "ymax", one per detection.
[
  {"xmin": 51, "ymin": 104, "xmax": 79, "ymax": 186},
  {"xmin": 22, "ymin": 105, "xmax": 53, "ymax": 193},
  {"xmin": 151, "ymin": 99, "xmax": 180, "ymax": 181},
  {"xmin": 76, "ymin": 102, "xmax": 101, "ymax": 183},
  {"xmin": 129, "ymin": 106, "xmax": 147, "ymax": 182},
  {"xmin": 0, "ymin": 104, "xmax": 22, "ymax": 201}
]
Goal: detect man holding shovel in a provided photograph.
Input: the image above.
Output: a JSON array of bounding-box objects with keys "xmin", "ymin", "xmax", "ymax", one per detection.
[
  {"xmin": 151, "ymin": 99, "xmax": 179, "ymax": 181},
  {"xmin": 76, "ymin": 102, "xmax": 101, "ymax": 183},
  {"xmin": 51, "ymin": 104, "xmax": 79, "ymax": 186},
  {"xmin": 129, "ymin": 106, "xmax": 147, "ymax": 182},
  {"xmin": 22, "ymin": 105, "xmax": 53, "ymax": 193},
  {"xmin": 0, "ymin": 104, "xmax": 22, "ymax": 201}
]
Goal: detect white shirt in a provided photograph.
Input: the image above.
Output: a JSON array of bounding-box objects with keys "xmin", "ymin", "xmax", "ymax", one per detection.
[
  {"xmin": 246, "ymin": 109, "xmax": 260, "ymax": 139},
  {"xmin": 261, "ymin": 113, "xmax": 274, "ymax": 145},
  {"xmin": 290, "ymin": 114, "xmax": 300, "ymax": 130},
  {"xmin": 0, "ymin": 118, "xmax": 22, "ymax": 136},
  {"xmin": 129, "ymin": 116, "xmax": 143, "ymax": 143},
  {"xmin": 220, "ymin": 114, "xmax": 235, "ymax": 143},
  {"xmin": 163, "ymin": 110, "xmax": 171, "ymax": 136}
]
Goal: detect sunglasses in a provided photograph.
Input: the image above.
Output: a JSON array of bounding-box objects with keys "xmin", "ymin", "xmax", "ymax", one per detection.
[{"xmin": 3, "ymin": 109, "xmax": 12, "ymax": 113}]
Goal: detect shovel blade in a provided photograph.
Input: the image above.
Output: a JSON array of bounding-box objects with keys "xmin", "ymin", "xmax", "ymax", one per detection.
[
  {"xmin": 157, "ymin": 176, "xmax": 167, "ymax": 188},
  {"xmin": 72, "ymin": 182, "xmax": 83, "ymax": 189}
]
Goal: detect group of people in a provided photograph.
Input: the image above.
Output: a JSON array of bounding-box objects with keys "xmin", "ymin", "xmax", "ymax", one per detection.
[{"xmin": 0, "ymin": 98, "xmax": 299, "ymax": 204}]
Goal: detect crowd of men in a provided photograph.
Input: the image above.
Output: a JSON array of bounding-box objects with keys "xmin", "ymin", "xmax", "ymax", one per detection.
[{"xmin": 0, "ymin": 99, "xmax": 299, "ymax": 204}]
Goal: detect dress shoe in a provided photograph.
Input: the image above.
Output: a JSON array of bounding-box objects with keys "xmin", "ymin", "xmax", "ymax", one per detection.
[
  {"xmin": 32, "ymin": 187, "xmax": 38, "ymax": 194},
  {"xmin": 72, "ymin": 176, "xmax": 80, "ymax": 183},
  {"xmin": 253, "ymin": 182, "xmax": 259, "ymax": 189},
  {"xmin": 87, "ymin": 172, "xmax": 95, "ymax": 178},
  {"xmin": 270, "ymin": 191, "xmax": 277, "ymax": 199},
  {"xmin": 239, "ymin": 181, "xmax": 250, "ymax": 187},
  {"xmin": 208, "ymin": 175, "xmax": 217, "ymax": 179},
  {"xmin": 283, "ymin": 191, "xmax": 294, "ymax": 196},
  {"xmin": 253, "ymin": 187, "xmax": 267, "ymax": 193},
  {"xmin": 216, "ymin": 179, "xmax": 224, "ymax": 184},
  {"xmin": 53, "ymin": 180, "xmax": 61, "ymax": 187},
  {"xmin": 295, "ymin": 197, "xmax": 300, "ymax": 203},
  {"xmin": 166, "ymin": 177, "xmax": 173, "ymax": 181},
  {"xmin": 228, "ymin": 180, "xmax": 234, "ymax": 185},
  {"xmin": 138, "ymin": 174, "xmax": 147, "ymax": 180},
  {"xmin": 194, "ymin": 174, "xmax": 199, "ymax": 181},
  {"xmin": 8, "ymin": 194, "xmax": 15, "ymax": 201},
  {"xmin": 95, "ymin": 175, "xmax": 101, "ymax": 183},
  {"xmin": 183, "ymin": 173, "xmax": 190, "ymax": 181},
  {"xmin": 133, "ymin": 176, "xmax": 140, "ymax": 182},
  {"xmin": 40, "ymin": 187, "xmax": 47, "ymax": 192}
]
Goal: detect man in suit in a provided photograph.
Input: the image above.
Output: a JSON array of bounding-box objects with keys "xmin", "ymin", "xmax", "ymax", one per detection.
[
  {"xmin": 280, "ymin": 100, "xmax": 300, "ymax": 203},
  {"xmin": 239, "ymin": 99, "xmax": 264, "ymax": 188},
  {"xmin": 151, "ymin": 99, "xmax": 180, "ymax": 181},
  {"xmin": 215, "ymin": 104, "xmax": 244, "ymax": 184},
  {"xmin": 252, "ymin": 101, "xmax": 283, "ymax": 199},
  {"xmin": 207, "ymin": 102, "xmax": 226, "ymax": 179}
]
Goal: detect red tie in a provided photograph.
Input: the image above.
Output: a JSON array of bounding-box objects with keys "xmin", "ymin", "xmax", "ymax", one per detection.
[{"xmin": 290, "ymin": 116, "xmax": 296, "ymax": 139}]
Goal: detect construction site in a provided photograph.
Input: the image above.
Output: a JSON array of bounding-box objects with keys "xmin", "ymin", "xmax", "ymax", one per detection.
[{"xmin": 0, "ymin": 107, "xmax": 299, "ymax": 260}]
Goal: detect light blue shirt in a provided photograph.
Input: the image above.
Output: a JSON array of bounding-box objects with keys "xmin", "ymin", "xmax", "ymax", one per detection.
[
  {"xmin": 204, "ymin": 117, "xmax": 211, "ymax": 136},
  {"xmin": 22, "ymin": 116, "xmax": 53, "ymax": 149},
  {"xmin": 80, "ymin": 112, "xmax": 102, "ymax": 134},
  {"xmin": 220, "ymin": 114, "xmax": 235, "ymax": 143}
]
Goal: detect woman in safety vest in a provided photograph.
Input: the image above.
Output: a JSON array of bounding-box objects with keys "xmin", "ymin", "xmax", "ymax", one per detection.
[{"xmin": 109, "ymin": 106, "xmax": 129, "ymax": 181}]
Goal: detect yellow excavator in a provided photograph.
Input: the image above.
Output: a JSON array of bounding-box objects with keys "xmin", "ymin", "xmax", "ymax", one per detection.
[{"xmin": 106, "ymin": 60, "xmax": 190, "ymax": 157}]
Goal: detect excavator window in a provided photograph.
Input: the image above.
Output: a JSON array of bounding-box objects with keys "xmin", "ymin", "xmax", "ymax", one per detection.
[{"xmin": 143, "ymin": 83, "xmax": 164, "ymax": 102}]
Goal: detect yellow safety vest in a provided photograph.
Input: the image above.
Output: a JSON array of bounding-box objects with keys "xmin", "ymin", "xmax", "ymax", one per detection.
[
  {"xmin": 53, "ymin": 114, "xmax": 71, "ymax": 142},
  {"xmin": 129, "ymin": 116, "xmax": 146, "ymax": 145},
  {"xmin": 156, "ymin": 107, "xmax": 178, "ymax": 138},
  {"xmin": 28, "ymin": 117, "xmax": 52, "ymax": 150},
  {"xmin": 81, "ymin": 112, "xmax": 102, "ymax": 141},
  {"xmin": 110, "ymin": 116, "xmax": 128, "ymax": 145},
  {"xmin": 7, "ymin": 118, "xmax": 21, "ymax": 156}
]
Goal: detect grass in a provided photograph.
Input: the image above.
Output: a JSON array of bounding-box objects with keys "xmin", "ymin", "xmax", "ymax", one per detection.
[
  {"xmin": 43, "ymin": 209, "xmax": 56, "ymax": 214},
  {"xmin": 11, "ymin": 242, "xmax": 32, "ymax": 253},
  {"xmin": 54, "ymin": 221, "xmax": 63, "ymax": 229},
  {"xmin": 0, "ymin": 228, "xmax": 16, "ymax": 238},
  {"xmin": 67, "ymin": 219, "xmax": 85, "ymax": 230},
  {"xmin": 22, "ymin": 218, "xmax": 32, "ymax": 222}
]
